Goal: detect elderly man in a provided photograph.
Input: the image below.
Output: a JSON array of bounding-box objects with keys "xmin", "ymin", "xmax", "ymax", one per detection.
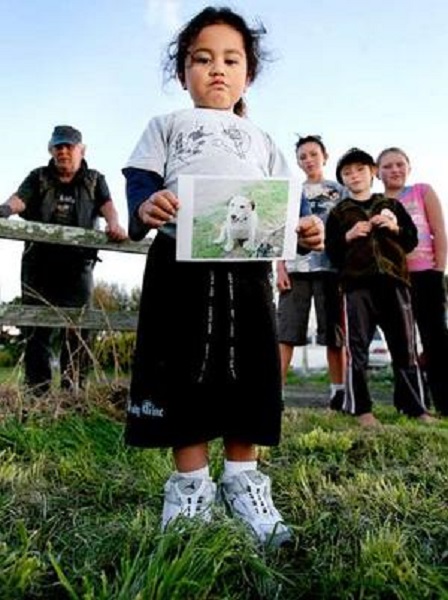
[{"xmin": 1, "ymin": 125, "xmax": 127, "ymax": 395}]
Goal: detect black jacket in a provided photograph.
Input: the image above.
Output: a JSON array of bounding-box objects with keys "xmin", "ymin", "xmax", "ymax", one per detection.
[
  {"xmin": 18, "ymin": 159, "xmax": 109, "ymax": 264},
  {"xmin": 21, "ymin": 159, "xmax": 102, "ymax": 229},
  {"xmin": 325, "ymin": 193, "xmax": 417, "ymax": 289}
]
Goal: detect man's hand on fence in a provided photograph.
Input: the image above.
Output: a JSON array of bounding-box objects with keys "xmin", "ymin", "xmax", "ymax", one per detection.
[
  {"xmin": 105, "ymin": 222, "xmax": 128, "ymax": 242},
  {"xmin": 0, "ymin": 195, "xmax": 25, "ymax": 218},
  {"xmin": 0, "ymin": 205, "xmax": 12, "ymax": 219},
  {"xmin": 100, "ymin": 199, "xmax": 128, "ymax": 241}
]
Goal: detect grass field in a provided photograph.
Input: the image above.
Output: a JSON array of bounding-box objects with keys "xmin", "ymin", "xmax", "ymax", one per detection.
[{"xmin": 0, "ymin": 375, "xmax": 447, "ymax": 599}]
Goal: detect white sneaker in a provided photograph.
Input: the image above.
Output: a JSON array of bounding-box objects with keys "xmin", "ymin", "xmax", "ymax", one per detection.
[
  {"xmin": 161, "ymin": 474, "xmax": 217, "ymax": 530},
  {"xmin": 219, "ymin": 470, "xmax": 292, "ymax": 547}
]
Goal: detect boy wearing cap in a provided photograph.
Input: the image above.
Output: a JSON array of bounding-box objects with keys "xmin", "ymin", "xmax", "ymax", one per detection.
[
  {"xmin": 1, "ymin": 125, "xmax": 127, "ymax": 395},
  {"xmin": 325, "ymin": 148, "xmax": 433, "ymax": 426}
]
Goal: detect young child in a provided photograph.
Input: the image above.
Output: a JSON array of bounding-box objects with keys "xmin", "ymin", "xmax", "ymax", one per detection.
[
  {"xmin": 276, "ymin": 135, "xmax": 346, "ymax": 410},
  {"xmin": 122, "ymin": 6, "xmax": 323, "ymax": 546},
  {"xmin": 377, "ymin": 147, "xmax": 448, "ymax": 416},
  {"xmin": 325, "ymin": 147, "xmax": 433, "ymax": 426}
]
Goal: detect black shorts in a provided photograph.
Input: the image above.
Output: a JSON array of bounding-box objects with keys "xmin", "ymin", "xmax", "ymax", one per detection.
[
  {"xmin": 125, "ymin": 232, "xmax": 283, "ymax": 449},
  {"xmin": 277, "ymin": 271, "xmax": 344, "ymax": 347}
]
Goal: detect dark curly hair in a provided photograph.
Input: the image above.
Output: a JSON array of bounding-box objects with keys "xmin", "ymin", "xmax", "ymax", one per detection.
[{"xmin": 164, "ymin": 6, "xmax": 267, "ymax": 116}]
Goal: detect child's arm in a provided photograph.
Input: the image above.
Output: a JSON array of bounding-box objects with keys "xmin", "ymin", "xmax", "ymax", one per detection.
[
  {"xmin": 386, "ymin": 201, "xmax": 418, "ymax": 254},
  {"xmin": 138, "ymin": 190, "xmax": 179, "ymax": 229},
  {"xmin": 276, "ymin": 260, "xmax": 291, "ymax": 291},
  {"xmin": 370, "ymin": 208, "xmax": 399, "ymax": 233},
  {"xmin": 294, "ymin": 195, "xmax": 323, "ymax": 253},
  {"xmin": 345, "ymin": 220, "xmax": 372, "ymax": 242},
  {"xmin": 324, "ymin": 210, "xmax": 349, "ymax": 269},
  {"xmin": 123, "ymin": 167, "xmax": 165, "ymax": 240},
  {"xmin": 424, "ymin": 185, "xmax": 447, "ymax": 271},
  {"xmin": 296, "ymin": 215, "xmax": 324, "ymax": 251}
]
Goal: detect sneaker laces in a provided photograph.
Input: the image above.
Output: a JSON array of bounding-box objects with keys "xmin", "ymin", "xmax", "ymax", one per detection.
[
  {"xmin": 162, "ymin": 474, "xmax": 216, "ymax": 529},
  {"xmin": 176, "ymin": 477, "xmax": 212, "ymax": 517},
  {"xmin": 244, "ymin": 476, "xmax": 281, "ymax": 522},
  {"xmin": 220, "ymin": 471, "xmax": 291, "ymax": 546},
  {"xmin": 223, "ymin": 471, "xmax": 282, "ymax": 523}
]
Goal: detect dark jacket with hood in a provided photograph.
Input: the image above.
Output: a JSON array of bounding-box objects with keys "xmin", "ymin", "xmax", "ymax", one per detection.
[{"xmin": 325, "ymin": 193, "xmax": 417, "ymax": 290}]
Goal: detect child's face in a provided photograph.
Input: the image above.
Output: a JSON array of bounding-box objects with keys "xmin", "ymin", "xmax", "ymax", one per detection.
[
  {"xmin": 340, "ymin": 162, "xmax": 374, "ymax": 196},
  {"xmin": 182, "ymin": 23, "xmax": 249, "ymax": 111},
  {"xmin": 296, "ymin": 142, "xmax": 327, "ymax": 180},
  {"xmin": 377, "ymin": 151, "xmax": 410, "ymax": 190}
]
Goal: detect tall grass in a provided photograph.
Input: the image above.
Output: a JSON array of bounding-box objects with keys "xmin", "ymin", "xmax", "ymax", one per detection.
[{"xmin": 0, "ymin": 382, "xmax": 446, "ymax": 599}]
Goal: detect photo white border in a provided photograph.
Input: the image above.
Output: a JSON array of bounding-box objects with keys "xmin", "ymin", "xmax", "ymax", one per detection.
[{"xmin": 176, "ymin": 175, "xmax": 301, "ymax": 262}]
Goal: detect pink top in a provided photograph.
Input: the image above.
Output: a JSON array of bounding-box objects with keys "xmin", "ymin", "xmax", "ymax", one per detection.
[{"xmin": 398, "ymin": 183, "xmax": 435, "ymax": 271}]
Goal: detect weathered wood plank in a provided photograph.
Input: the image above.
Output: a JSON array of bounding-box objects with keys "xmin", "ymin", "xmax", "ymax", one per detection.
[
  {"xmin": 0, "ymin": 305, "xmax": 138, "ymax": 331},
  {"xmin": 0, "ymin": 218, "xmax": 151, "ymax": 254}
]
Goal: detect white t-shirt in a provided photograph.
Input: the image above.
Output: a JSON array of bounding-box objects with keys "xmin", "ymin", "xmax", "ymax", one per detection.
[{"xmin": 126, "ymin": 108, "xmax": 291, "ymax": 237}]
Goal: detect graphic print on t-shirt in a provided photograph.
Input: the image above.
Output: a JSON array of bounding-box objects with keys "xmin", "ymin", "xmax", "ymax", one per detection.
[
  {"xmin": 305, "ymin": 183, "xmax": 343, "ymax": 221},
  {"xmin": 172, "ymin": 121, "xmax": 252, "ymax": 165},
  {"xmin": 52, "ymin": 189, "xmax": 77, "ymax": 226},
  {"xmin": 173, "ymin": 126, "xmax": 213, "ymax": 164},
  {"xmin": 213, "ymin": 122, "xmax": 251, "ymax": 159}
]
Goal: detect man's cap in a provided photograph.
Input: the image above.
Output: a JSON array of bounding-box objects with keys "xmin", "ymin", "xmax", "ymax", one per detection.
[
  {"xmin": 48, "ymin": 125, "xmax": 82, "ymax": 148},
  {"xmin": 336, "ymin": 147, "xmax": 375, "ymax": 184}
]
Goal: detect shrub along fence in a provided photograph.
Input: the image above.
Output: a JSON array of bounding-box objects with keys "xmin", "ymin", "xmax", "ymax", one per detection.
[{"xmin": 0, "ymin": 218, "xmax": 150, "ymax": 331}]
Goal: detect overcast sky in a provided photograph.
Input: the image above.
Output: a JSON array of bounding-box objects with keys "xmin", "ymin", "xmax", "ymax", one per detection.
[{"xmin": 1, "ymin": 0, "xmax": 447, "ymax": 300}]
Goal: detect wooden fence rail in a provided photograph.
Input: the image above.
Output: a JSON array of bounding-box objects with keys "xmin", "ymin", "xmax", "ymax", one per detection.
[
  {"xmin": 0, "ymin": 305, "xmax": 139, "ymax": 331},
  {"xmin": 0, "ymin": 218, "xmax": 150, "ymax": 254},
  {"xmin": 0, "ymin": 218, "xmax": 150, "ymax": 330}
]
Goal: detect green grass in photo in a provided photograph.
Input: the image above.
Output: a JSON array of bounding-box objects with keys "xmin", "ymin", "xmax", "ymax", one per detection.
[{"xmin": 192, "ymin": 180, "xmax": 289, "ymax": 259}]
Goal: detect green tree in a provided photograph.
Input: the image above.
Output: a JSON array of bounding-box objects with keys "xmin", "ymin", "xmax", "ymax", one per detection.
[{"xmin": 91, "ymin": 281, "xmax": 140, "ymax": 374}]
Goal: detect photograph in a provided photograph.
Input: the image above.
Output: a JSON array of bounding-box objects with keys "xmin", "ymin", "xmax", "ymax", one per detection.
[{"xmin": 176, "ymin": 175, "xmax": 301, "ymax": 261}]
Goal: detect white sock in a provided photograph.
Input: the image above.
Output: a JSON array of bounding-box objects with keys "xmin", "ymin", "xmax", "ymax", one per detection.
[
  {"xmin": 330, "ymin": 383, "xmax": 345, "ymax": 398},
  {"xmin": 176, "ymin": 465, "xmax": 210, "ymax": 479},
  {"xmin": 223, "ymin": 459, "xmax": 257, "ymax": 478}
]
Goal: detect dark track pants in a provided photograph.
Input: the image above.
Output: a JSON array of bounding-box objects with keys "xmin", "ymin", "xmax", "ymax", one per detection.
[{"xmin": 343, "ymin": 277, "xmax": 427, "ymax": 417}]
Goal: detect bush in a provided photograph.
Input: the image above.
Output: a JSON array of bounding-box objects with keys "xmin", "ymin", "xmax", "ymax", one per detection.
[
  {"xmin": 0, "ymin": 331, "xmax": 23, "ymax": 367},
  {"xmin": 92, "ymin": 331, "xmax": 136, "ymax": 373}
]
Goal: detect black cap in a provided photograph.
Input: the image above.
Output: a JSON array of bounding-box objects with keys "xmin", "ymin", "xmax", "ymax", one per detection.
[
  {"xmin": 336, "ymin": 147, "xmax": 375, "ymax": 184},
  {"xmin": 48, "ymin": 125, "xmax": 82, "ymax": 148}
]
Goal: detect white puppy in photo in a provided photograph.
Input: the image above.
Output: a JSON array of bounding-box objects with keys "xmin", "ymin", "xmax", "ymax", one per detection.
[{"xmin": 214, "ymin": 195, "xmax": 259, "ymax": 252}]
